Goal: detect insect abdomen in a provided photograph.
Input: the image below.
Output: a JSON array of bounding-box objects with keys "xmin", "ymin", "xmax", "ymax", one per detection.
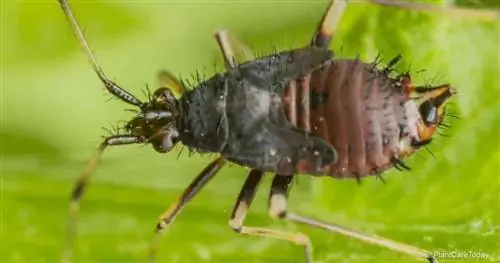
[{"xmin": 284, "ymin": 59, "xmax": 419, "ymax": 178}]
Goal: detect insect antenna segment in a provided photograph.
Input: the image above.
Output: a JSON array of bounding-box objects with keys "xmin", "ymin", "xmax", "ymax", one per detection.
[{"xmin": 58, "ymin": 0, "xmax": 144, "ymax": 108}]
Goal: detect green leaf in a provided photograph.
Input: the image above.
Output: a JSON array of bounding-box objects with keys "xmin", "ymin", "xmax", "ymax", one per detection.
[{"xmin": 2, "ymin": 1, "xmax": 498, "ymax": 263}]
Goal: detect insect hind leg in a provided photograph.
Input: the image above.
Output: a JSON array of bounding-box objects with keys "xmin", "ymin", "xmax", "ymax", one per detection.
[
  {"xmin": 269, "ymin": 174, "xmax": 439, "ymax": 263},
  {"xmin": 229, "ymin": 170, "xmax": 314, "ymax": 263}
]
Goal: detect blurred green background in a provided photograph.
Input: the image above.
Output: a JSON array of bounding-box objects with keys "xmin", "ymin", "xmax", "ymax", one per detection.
[{"xmin": 1, "ymin": 0, "xmax": 499, "ymax": 263}]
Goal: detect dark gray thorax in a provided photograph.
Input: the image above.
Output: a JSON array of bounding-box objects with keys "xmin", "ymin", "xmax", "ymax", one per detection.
[
  {"xmin": 177, "ymin": 68, "xmax": 279, "ymax": 154},
  {"xmin": 177, "ymin": 73, "xmax": 230, "ymax": 153}
]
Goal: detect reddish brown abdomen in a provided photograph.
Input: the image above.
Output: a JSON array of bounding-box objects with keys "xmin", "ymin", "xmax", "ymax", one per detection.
[{"xmin": 284, "ymin": 59, "xmax": 410, "ymax": 179}]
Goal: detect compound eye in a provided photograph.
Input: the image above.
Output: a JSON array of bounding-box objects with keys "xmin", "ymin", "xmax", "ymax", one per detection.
[
  {"xmin": 152, "ymin": 87, "xmax": 176, "ymax": 104},
  {"xmin": 152, "ymin": 126, "xmax": 179, "ymax": 153},
  {"xmin": 419, "ymin": 100, "xmax": 437, "ymax": 125},
  {"xmin": 162, "ymin": 88, "xmax": 176, "ymax": 102}
]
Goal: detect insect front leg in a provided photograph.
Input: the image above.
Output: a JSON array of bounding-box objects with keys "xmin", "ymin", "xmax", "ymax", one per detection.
[
  {"xmin": 62, "ymin": 135, "xmax": 146, "ymax": 263},
  {"xmin": 268, "ymin": 175, "xmax": 439, "ymax": 263},
  {"xmin": 229, "ymin": 170, "xmax": 314, "ymax": 263},
  {"xmin": 148, "ymin": 157, "xmax": 226, "ymax": 263}
]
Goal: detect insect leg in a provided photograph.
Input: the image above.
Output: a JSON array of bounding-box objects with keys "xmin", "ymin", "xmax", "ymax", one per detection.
[
  {"xmin": 148, "ymin": 157, "xmax": 226, "ymax": 262},
  {"xmin": 311, "ymin": 0, "xmax": 348, "ymax": 48},
  {"xmin": 62, "ymin": 135, "xmax": 146, "ymax": 263},
  {"xmin": 213, "ymin": 0, "xmax": 348, "ymax": 63},
  {"xmin": 212, "ymin": 32, "xmax": 315, "ymax": 260},
  {"xmin": 229, "ymin": 170, "xmax": 313, "ymax": 263},
  {"xmin": 269, "ymin": 175, "xmax": 438, "ymax": 263},
  {"xmin": 214, "ymin": 29, "xmax": 255, "ymax": 68},
  {"xmin": 369, "ymin": 0, "xmax": 499, "ymax": 21},
  {"xmin": 213, "ymin": 31, "xmax": 312, "ymax": 257},
  {"xmin": 57, "ymin": 0, "xmax": 143, "ymax": 107}
]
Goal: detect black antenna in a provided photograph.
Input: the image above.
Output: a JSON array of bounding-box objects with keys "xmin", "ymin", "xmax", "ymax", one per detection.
[{"xmin": 58, "ymin": 0, "xmax": 143, "ymax": 107}]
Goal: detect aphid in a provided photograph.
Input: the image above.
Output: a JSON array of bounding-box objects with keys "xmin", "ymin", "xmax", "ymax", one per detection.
[{"xmin": 57, "ymin": 0, "xmax": 497, "ymax": 263}]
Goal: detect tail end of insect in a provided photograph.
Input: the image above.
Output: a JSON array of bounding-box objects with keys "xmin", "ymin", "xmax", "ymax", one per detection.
[
  {"xmin": 413, "ymin": 83, "xmax": 457, "ymax": 146},
  {"xmin": 413, "ymin": 83, "xmax": 457, "ymax": 114}
]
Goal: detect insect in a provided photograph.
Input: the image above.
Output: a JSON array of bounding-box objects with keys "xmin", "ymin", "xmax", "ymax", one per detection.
[{"xmin": 57, "ymin": 0, "xmax": 497, "ymax": 263}]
